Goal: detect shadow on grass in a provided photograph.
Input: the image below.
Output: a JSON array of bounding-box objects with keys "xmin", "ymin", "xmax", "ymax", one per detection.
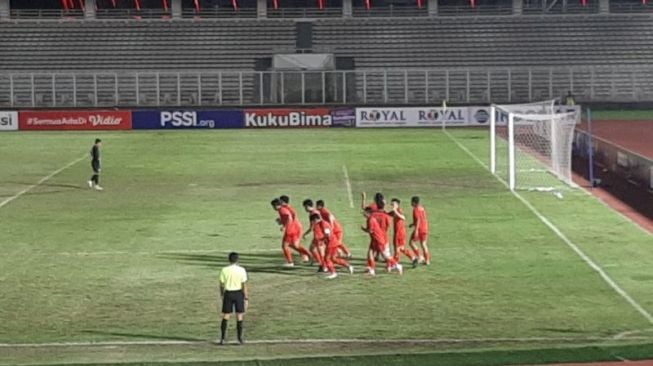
[
  {"xmin": 158, "ymin": 252, "xmax": 318, "ymax": 277},
  {"xmin": 81, "ymin": 329, "xmax": 206, "ymax": 342},
  {"xmin": 159, "ymin": 251, "xmax": 411, "ymax": 276},
  {"xmin": 2, "ymin": 181, "xmax": 85, "ymax": 191}
]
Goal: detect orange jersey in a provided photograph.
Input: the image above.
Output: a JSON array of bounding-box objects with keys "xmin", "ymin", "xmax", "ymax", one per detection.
[
  {"xmin": 286, "ymin": 204, "xmax": 299, "ymax": 220},
  {"xmin": 312, "ymin": 220, "xmax": 335, "ymax": 246},
  {"xmin": 412, "ymin": 205, "xmax": 429, "ymax": 233},
  {"xmin": 365, "ymin": 202, "xmax": 379, "ymax": 212},
  {"xmin": 318, "ymin": 207, "xmax": 331, "ymax": 222},
  {"xmin": 371, "ymin": 210, "xmax": 391, "ymax": 232},
  {"xmin": 281, "ymin": 204, "xmax": 302, "ymax": 234},
  {"xmin": 392, "ymin": 208, "xmax": 406, "ymax": 240},
  {"xmin": 366, "ymin": 215, "xmax": 386, "ymax": 244},
  {"xmin": 370, "ymin": 210, "xmax": 391, "ymax": 244},
  {"xmin": 278, "ymin": 206, "xmax": 293, "ymax": 229},
  {"xmin": 318, "ymin": 207, "xmax": 342, "ymax": 233}
]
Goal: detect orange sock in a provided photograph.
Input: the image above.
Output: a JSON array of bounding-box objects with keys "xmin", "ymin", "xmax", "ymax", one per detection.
[
  {"xmin": 402, "ymin": 247, "xmax": 416, "ymax": 260},
  {"xmin": 393, "ymin": 246, "xmax": 412, "ymax": 262},
  {"xmin": 294, "ymin": 244, "xmax": 312, "ymax": 259},
  {"xmin": 311, "ymin": 247, "xmax": 323, "ymax": 266},
  {"xmin": 325, "ymin": 259, "xmax": 336, "ymax": 273},
  {"xmin": 387, "ymin": 257, "xmax": 397, "ymax": 268},
  {"xmin": 367, "ymin": 257, "xmax": 375, "ymax": 270},
  {"xmin": 333, "ymin": 256, "xmax": 349, "ymax": 268},
  {"xmin": 339, "ymin": 244, "xmax": 351, "ymax": 256}
]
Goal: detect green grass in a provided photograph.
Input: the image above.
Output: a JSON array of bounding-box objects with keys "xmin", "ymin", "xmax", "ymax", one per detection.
[
  {"xmin": 0, "ymin": 129, "xmax": 651, "ymax": 366},
  {"xmin": 590, "ymin": 109, "xmax": 653, "ymax": 121}
]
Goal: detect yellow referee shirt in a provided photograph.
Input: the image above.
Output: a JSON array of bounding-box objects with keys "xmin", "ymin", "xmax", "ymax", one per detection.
[{"xmin": 219, "ymin": 264, "xmax": 248, "ymax": 291}]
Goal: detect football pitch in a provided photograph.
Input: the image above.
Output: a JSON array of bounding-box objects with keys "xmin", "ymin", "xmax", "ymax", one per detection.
[{"xmin": 0, "ymin": 128, "xmax": 652, "ymax": 366}]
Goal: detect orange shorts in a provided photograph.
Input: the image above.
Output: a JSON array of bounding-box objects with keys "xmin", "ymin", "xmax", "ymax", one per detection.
[
  {"xmin": 376, "ymin": 243, "xmax": 391, "ymax": 258},
  {"xmin": 369, "ymin": 240, "xmax": 387, "ymax": 254},
  {"xmin": 394, "ymin": 234, "xmax": 406, "ymax": 247},
  {"xmin": 334, "ymin": 229, "xmax": 343, "ymax": 243},
  {"xmin": 412, "ymin": 232, "xmax": 428, "ymax": 242},
  {"xmin": 326, "ymin": 245, "xmax": 342, "ymax": 258},
  {"xmin": 283, "ymin": 230, "xmax": 300, "ymax": 244}
]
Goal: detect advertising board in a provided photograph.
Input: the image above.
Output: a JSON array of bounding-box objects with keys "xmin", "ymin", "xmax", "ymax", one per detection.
[
  {"xmin": 0, "ymin": 111, "xmax": 18, "ymax": 131},
  {"xmin": 19, "ymin": 111, "xmax": 132, "ymax": 130},
  {"xmin": 132, "ymin": 110, "xmax": 244, "ymax": 129}
]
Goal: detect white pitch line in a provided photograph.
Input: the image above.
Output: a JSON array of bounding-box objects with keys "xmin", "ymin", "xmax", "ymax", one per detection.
[
  {"xmin": 612, "ymin": 328, "xmax": 653, "ymax": 340},
  {"xmin": 0, "ymin": 155, "xmax": 87, "ymax": 282},
  {"xmin": 443, "ymin": 129, "xmax": 653, "ymax": 325},
  {"xmin": 0, "ymin": 155, "xmax": 86, "ymax": 210},
  {"xmin": 342, "ymin": 164, "xmax": 355, "ymax": 208},
  {"xmin": 0, "ymin": 335, "xmax": 646, "ymax": 348}
]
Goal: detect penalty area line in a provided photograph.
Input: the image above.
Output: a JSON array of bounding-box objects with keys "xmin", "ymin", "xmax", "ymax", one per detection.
[
  {"xmin": 342, "ymin": 164, "xmax": 355, "ymax": 208},
  {"xmin": 443, "ymin": 129, "xmax": 653, "ymax": 325},
  {"xmin": 0, "ymin": 155, "xmax": 87, "ymax": 210},
  {"xmin": 0, "ymin": 335, "xmax": 647, "ymax": 348}
]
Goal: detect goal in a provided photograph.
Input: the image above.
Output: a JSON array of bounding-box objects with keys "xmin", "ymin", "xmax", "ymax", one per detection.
[{"xmin": 490, "ymin": 100, "xmax": 580, "ymax": 191}]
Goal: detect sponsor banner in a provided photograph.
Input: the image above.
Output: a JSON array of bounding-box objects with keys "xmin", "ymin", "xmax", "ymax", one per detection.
[
  {"xmin": 330, "ymin": 108, "xmax": 355, "ymax": 128},
  {"xmin": 132, "ymin": 110, "xmax": 244, "ymax": 129},
  {"xmin": 0, "ymin": 111, "xmax": 19, "ymax": 131},
  {"xmin": 469, "ymin": 107, "xmax": 492, "ymax": 126},
  {"xmin": 19, "ymin": 110, "xmax": 132, "ymax": 130},
  {"xmin": 493, "ymin": 105, "xmax": 581, "ymax": 126},
  {"xmin": 356, "ymin": 107, "xmax": 469, "ymax": 128},
  {"xmin": 244, "ymin": 108, "xmax": 334, "ymax": 128}
]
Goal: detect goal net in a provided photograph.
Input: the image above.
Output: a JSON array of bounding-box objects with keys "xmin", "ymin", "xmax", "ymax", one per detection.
[{"xmin": 490, "ymin": 100, "xmax": 579, "ymax": 191}]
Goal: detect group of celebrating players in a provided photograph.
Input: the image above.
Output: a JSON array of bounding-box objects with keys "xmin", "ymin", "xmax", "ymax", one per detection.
[{"xmin": 270, "ymin": 192, "xmax": 430, "ymax": 279}]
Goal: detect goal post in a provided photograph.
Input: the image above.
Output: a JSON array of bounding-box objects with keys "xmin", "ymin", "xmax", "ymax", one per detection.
[{"xmin": 490, "ymin": 100, "xmax": 580, "ymax": 191}]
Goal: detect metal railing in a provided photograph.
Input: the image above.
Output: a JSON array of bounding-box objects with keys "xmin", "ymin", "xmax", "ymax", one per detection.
[
  {"xmin": 5, "ymin": 4, "xmax": 652, "ymax": 20},
  {"xmin": 267, "ymin": 8, "xmax": 344, "ymax": 18},
  {"xmin": 94, "ymin": 8, "xmax": 173, "ymax": 19},
  {"xmin": 351, "ymin": 6, "xmax": 429, "ymax": 17},
  {"xmin": 1, "ymin": 66, "xmax": 652, "ymax": 108},
  {"xmin": 522, "ymin": 2, "xmax": 600, "ymax": 13},
  {"xmin": 181, "ymin": 8, "xmax": 258, "ymax": 18},
  {"xmin": 9, "ymin": 9, "xmax": 85, "ymax": 19},
  {"xmin": 437, "ymin": 5, "xmax": 513, "ymax": 15},
  {"xmin": 609, "ymin": 2, "xmax": 653, "ymax": 12}
]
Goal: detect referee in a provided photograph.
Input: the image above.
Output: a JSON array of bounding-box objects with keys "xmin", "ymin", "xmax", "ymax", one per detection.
[
  {"xmin": 87, "ymin": 138, "xmax": 103, "ymax": 191},
  {"xmin": 218, "ymin": 252, "xmax": 249, "ymax": 345}
]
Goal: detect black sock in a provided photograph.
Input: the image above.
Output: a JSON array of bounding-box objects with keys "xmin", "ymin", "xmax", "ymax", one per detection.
[
  {"xmin": 91, "ymin": 175, "xmax": 99, "ymax": 184},
  {"xmin": 220, "ymin": 319, "xmax": 228, "ymax": 341},
  {"xmin": 237, "ymin": 320, "xmax": 243, "ymax": 341}
]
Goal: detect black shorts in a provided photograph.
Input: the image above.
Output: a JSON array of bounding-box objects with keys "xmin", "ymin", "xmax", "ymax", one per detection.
[
  {"xmin": 91, "ymin": 161, "xmax": 101, "ymax": 174},
  {"xmin": 222, "ymin": 290, "xmax": 245, "ymax": 314}
]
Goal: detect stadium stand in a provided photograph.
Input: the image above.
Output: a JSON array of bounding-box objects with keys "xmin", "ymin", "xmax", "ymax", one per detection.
[
  {"xmin": 0, "ymin": 20, "xmax": 295, "ymax": 71},
  {"xmin": 2, "ymin": 15, "xmax": 653, "ymax": 72},
  {"xmin": 312, "ymin": 16, "xmax": 653, "ymax": 68},
  {"xmin": 1, "ymin": 13, "xmax": 653, "ymax": 106}
]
